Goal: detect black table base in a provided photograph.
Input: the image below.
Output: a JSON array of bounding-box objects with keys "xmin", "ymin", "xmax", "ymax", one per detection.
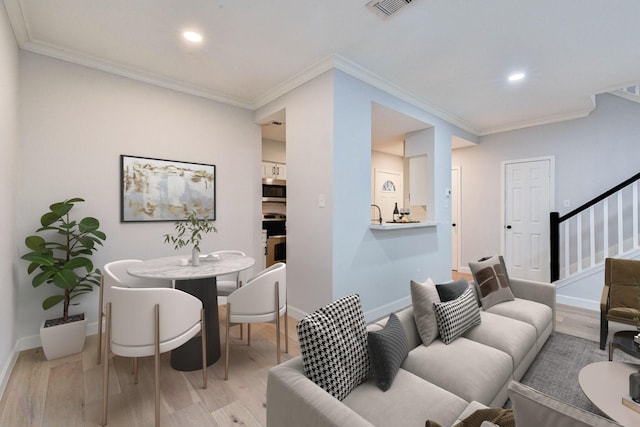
[{"xmin": 170, "ymin": 277, "xmax": 221, "ymax": 371}]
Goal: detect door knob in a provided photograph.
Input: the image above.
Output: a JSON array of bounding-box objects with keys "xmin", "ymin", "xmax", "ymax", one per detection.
[
  {"xmin": 452, "ymin": 223, "xmax": 457, "ymax": 227},
  {"xmin": 505, "ymin": 225, "xmax": 512, "ymax": 229}
]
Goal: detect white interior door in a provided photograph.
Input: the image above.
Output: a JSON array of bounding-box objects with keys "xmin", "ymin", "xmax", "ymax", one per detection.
[
  {"xmin": 374, "ymin": 169, "xmax": 403, "ymax": 222},
  {"xmin": 451, "ymin": 167, "xmax": 460, "ymax": 271},
  {"xmin": 503, "ymin": 158, "xmax": 552, "ymax": 281}
]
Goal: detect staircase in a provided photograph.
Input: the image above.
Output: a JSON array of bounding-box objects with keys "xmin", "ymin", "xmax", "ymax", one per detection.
[{"xmin": 550, "ymin": 172, "xmax": 640, "ymax": 308}]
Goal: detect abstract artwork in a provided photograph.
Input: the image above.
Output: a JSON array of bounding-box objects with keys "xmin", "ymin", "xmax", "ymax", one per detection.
[{"xmin": 120, "ymin": 155, "xmax": 215, "ymax": 222}]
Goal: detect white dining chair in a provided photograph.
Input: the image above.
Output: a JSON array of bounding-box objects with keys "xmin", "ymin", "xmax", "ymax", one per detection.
[
  {"xmin": 97, "ymin": 259, "xmax": 173, "ymax": 364},
  {"xmin": 224, "ymin": 262, "xmax": 287, "ymax": 380},
  {"xmin": 209, "ymin": 250, "xmax": 246, "ymax": 304},
  {"xmin": 210, "ymin": 250, "xmax": 247, "ymax": 338},
  {"xmin": 101, "ymin": 286, "xmax": 206, "ymax": 427}
]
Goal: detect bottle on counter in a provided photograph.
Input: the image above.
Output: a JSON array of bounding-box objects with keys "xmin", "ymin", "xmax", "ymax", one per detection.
[{"xmin": 393, "ymin": 202, "xmax": 400, "ymax": 222}]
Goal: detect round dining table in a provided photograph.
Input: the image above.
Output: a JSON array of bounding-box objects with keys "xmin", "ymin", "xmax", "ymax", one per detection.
[{"xmin": 127, "ymin": 253, "xmax": 255, "ymax": 371}]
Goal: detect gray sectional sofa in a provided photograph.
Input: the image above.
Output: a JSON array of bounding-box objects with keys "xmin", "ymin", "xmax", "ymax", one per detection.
[{"xmin": 266, "ymin": 277, "xmax": 622, "ymax": 427}]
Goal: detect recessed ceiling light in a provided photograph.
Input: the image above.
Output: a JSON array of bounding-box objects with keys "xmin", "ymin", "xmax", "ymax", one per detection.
[
  {"xmin": 183, "ymin": 31, "xmax": 203, "ymax": 43},
  {"xmin": 508, "ymin": 72, "xmax": 526, "ymax": 82}
]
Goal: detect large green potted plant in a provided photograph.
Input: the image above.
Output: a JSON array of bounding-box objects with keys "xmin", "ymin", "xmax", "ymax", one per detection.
[
  {"xmin": 164, "ymin": 209, "xmax": 216, "ymax": 265},
  {"xmin": 21, "ymin": 197, "xmax": 107, "ymax": 360}
]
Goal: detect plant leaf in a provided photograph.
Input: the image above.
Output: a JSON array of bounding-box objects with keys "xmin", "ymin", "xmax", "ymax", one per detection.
[
  {"xmin": 21, "ymin": 252, "xmax": 56, "ymax": 266},
  {"xmin": 42, "ymin": 294, "xmax": 65, "ymax": 310},
  {"xmin": 24, "ymin": 235, "xmax": 46, "ymax": 251},
  {"xmin": 51, "ymin": 269, "xmax": 79, "ymax": 290},
  {"xmin": 78, "ymin": 217, "xmax": 100, "ymax": 232},
  {"xmin": 65, "ymin": 257, "xmax": 93, "ymax": 272}
]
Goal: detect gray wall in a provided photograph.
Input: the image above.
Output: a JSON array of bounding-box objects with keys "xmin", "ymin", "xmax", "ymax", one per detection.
[
  {"xmin": 0, "ymin": 3, "xmax": 18, "ymax": 395},
  {"xmin": 452, "ymin": 93, "xmax": 640, "ymax": 308}
]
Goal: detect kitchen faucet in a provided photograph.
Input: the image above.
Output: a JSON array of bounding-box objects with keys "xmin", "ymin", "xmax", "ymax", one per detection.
[{"xmin": 370, "ymin": 204, "xmax": 382, "ymax": 224}]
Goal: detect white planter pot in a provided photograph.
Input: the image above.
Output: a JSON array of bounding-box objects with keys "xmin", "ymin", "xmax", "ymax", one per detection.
[{"xmin": 40, "ymin": 317, "xmax": 88, "ymax": 360}]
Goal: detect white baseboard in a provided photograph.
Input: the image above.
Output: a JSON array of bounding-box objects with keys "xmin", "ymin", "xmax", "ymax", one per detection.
[
  {"xmin": 457, "ymin": 266, "xmax": 472, "ymax": 275},
  {"xmin": 287, "ymin": 297, "xmax": 411, "ymax": 325},
  {"xmin": 363, "ymin": 296, "xmax": 411, "ymax": 323},
  {"xmin": 286, "ymin": 305, "xmax": 306, "ymax": 322},
  {"xmin": 0, "ymin": 344, "xmax": 19, "ymax": 401},
  {"xmin": 556, "ymin": 295, "xmax": 599, "ymax": 312}
]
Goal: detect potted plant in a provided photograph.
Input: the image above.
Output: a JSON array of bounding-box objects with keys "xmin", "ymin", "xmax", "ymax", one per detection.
[
  {"xmin": 21, "ymin": 197, "xmax": 107, "ymax": 360},
  {"xmin": 164, "ymin": 210, "xmax": 217, "ymax": 266}
]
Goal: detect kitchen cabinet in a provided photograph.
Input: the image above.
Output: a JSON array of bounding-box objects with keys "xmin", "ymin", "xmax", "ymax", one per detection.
[
  {"xmin": 409, "ymin": 155, "xmax": 428, "ymax": 206},
  {"xmin": 262, "ymin": 162, "xmax": 286, "ymax": 180}
]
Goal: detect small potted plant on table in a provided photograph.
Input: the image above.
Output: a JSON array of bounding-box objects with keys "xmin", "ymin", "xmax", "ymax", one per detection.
[
  {"xmin": 21, "ymin": 197, "xmax": 106, "ymax": 360},
  {"xmin": 164, "ymin": 210, "xmax": 217, "ymax": 265}
]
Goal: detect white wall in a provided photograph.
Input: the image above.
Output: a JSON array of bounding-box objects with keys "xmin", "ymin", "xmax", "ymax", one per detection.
[
  {"xmin": 256, "ymin": 70, "xmax": 471, "ymax": 321},
  {"xmin": 0, "ymin": 3, "xmax": 19, "ymax": 397},
  {"xmin": 452, "ymin": 93, "xmax": 640, "ymax": 308},
  {"xmin": 16, "ymin": 52, "xmax": 263, "ymax": 347},
  {"xmin": 262, "ymin": 138, "xmax": 286, "ymax": 164},
  {"xmin": 256, "ymin": 72, "xmax": 336, "ymax": 317}
]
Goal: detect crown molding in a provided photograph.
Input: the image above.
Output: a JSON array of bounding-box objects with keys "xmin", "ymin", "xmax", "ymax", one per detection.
[
  {"xmin": 4, "ymin": 0, "xmax": 29, "ymax": 46},
  {"xmin": 608, "ymin": 90, "xmax": 640, "ymax": 104},
  {"xmin": 3, "ymin": 0, "xmax": 607, "ymax": 137},
  {"xmin": 479, "ymin": 99, "xmax": 597, "ymax": 136}
]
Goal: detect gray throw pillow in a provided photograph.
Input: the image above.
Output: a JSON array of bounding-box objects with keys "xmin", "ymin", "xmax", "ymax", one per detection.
[
  {"xmin": 296, "ymin": 294, "xmax": 370, "ymax": 400},
  {"xmin": 435, "ymin": 278, "xmax": 469, "ymax": 302},
  {"xmin": 433, "ymin": 286, "xmax": 481, "ymax": 344},
  {"xmin": 367, "ymin": 313, "xmax": 409, "ymax": 391},
  {"xmin": 410, "ymin": 278, "xmax": 441, "ymax": 345},
  {"xmin": 469, "ymin": 255, "xmax": 515, "ymax": 310}
]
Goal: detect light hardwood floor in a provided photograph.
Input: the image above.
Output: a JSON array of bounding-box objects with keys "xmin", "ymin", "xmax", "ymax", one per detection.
[
  {"xmin": 0, "ymin": 277, "xmax": 604, "ymax": 427},
  {"xmin": 0, "ymin": 307, "xmax": 301, "ymax": 427}
]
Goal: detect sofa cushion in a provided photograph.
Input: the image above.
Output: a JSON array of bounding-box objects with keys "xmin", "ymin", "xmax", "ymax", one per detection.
[
  {"xmin": 508, "ymin": 381, "xmax": 621, "ymax": 427},
  {"xmin": 410, "ymin": 278, "xmax": 441, "ymax": 345},
  {"xmin": 367, "ymin": 313, "xmax": 409, "ymax": 391},
  {"xmin": 342, "ymin": 369, "xmax": 468, "ymax": 427},
  {"xmin": 402, "ymin": 338, "xmax": 513, "ymax": 405},
  {"xmin": 296, "ymin": 294, "xmax": 370, "ymax": 400},
  {"xmin": 436, "ymin": 278, "xmax": 470, "ymax": 302},
  {"xmin": 463, "ymin": 311, "xmax": 537, "ymax": 375},
  {"xmin": 486, "ymin": 298, "xmax": 552, "ymax": 341},
  {"xmin": 433, "ymin": 286, "xmax": 481, "ymax": 344},
  {"xmin": 469, "ymin": 255, "xmax": 515, "ymax": 309}
]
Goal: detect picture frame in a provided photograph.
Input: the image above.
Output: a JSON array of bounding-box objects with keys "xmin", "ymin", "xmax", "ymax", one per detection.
[{"xmin": 120, "ymin": 155, "xmax": 216, "ymax": 222}]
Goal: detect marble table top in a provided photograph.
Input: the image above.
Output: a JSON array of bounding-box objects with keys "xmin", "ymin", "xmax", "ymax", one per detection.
[{"xmin": 127, "ymin": 253, "xmax": 255, "ymax": 281}]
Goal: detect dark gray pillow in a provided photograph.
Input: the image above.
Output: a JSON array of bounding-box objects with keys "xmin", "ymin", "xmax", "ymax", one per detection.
[
  {"xmin": 435, "ymin": 278, "xmax": 469, "ymax": 302},
  {"xmin": 367, "ymin": 313, "xmax": 409, "ymax": 391}
]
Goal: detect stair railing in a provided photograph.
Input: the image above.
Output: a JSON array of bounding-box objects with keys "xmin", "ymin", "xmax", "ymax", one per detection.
[{"xmin": 550, "ymin": 172, "xmax": 640, "ymax": 281}]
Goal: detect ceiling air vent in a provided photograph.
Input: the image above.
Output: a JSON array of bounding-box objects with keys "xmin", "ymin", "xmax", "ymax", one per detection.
[{"xmin": 367, "ymin": 0, "xmax": 413, "ymax": 17}]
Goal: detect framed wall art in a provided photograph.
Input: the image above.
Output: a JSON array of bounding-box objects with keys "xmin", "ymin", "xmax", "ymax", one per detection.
[{"xmin": 120, "ymin": 155, "xmax": 216, "ymax": 222}]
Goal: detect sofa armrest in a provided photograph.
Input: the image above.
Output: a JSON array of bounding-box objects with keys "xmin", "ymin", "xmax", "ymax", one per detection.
[
  {"xmin": 508, "ymin": 277, "xmax": 556, "ymax": 309},
  {"xmin": 508, "ymin": 277, "xmax": 556, "ymax": 328},
  {"xmin": 267, "ymin": 357, "xmax": 375, "ymax": 427}
]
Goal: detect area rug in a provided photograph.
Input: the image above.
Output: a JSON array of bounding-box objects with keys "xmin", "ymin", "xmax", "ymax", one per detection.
[{"xmin": 515, "ymin": 332, "xmax": 637, "ymax": 417}]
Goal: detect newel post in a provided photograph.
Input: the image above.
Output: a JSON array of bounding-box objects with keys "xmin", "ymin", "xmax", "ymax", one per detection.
[{"xmin": 550, "ymin": 212, "xmax": 560, "ymax": 282}]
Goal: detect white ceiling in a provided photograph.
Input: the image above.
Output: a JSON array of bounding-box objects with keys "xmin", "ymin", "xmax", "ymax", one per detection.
[{"xmin": 5, "ymin": 0, "xmax": 640, "ymax": 136}]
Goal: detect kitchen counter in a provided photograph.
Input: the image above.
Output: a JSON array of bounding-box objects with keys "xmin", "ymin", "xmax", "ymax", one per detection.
[{"xmin": 369, "ymin": 221, "xmax": 437, "ymax": 230}]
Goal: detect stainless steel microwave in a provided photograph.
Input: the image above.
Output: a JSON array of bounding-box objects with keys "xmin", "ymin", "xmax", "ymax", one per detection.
[{"xmin": 262, "ymin": 179, "xmax": 286, "ymax": 202}]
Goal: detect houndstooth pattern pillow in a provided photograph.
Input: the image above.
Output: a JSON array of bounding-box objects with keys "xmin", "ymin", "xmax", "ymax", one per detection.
[
  {"xmin": 433, "ymin": 286, "xmax": 481, "ymax": 344},
  {"xmin": 296, "ymin": 294, "xmax": 370, "ymax": 400}
]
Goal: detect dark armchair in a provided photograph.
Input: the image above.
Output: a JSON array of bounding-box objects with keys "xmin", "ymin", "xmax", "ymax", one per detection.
[{"xmin": 600, "ymin": 257, "xmax": 640, "ymax": 349}]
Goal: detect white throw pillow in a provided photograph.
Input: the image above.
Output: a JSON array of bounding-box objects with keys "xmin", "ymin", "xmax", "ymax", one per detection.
[{"xmin": 410, "ymin": 278, "xmax": 441, "ymax": 345}]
